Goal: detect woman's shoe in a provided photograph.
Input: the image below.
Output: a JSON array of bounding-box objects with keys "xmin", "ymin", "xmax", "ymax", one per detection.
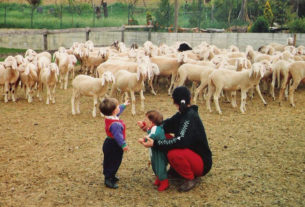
[
  {"xmin": 178, "ymin": 177, "xmax": 201, "ymax": 192},
  {"xmin": 158, "ymin": 179, "xmax": 169, "ymax": 191}
]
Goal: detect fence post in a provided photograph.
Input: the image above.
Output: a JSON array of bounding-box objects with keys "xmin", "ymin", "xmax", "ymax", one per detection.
[
  {"xmin": 293, "ymin": 33, "xmax": 296, "ymax": 46},
  {"xmin": 148, "ymin": 26, "xmax": 151, "ymax": 41},
  {"xmin": 121, "ymin": 26, "xmax": 125, "ymax": 42},
  {"xmin": 86, "ymin": 27, "xmax": 91, "ymax": 41},
  {"xmin": 43, "ymin": 29, "xmax": 48, "ymax": 51}
]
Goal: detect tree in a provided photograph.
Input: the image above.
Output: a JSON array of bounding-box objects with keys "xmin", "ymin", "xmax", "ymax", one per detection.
[
  {"xmin": 68, "ymin": 0, "xmax": 76, "ymax": 26},
  {"xmin": 26, "ymin": 0, "xmax": 42, "ymax": 28},
  {"xmin": 155, "ymin": 0, "xmax": 174, "ymax": 28},
  {"xmin": 264, "ymin": 0, "xmax": 273, "ymax": 26},
  {"xmin": 272, "ymin": 0, "xmax": 288, "ymax": 27},
  {"xmin": 250, "ymin": 16, "xmax": 269, "ymax": 32},
  {"xmin": 237, "ymin": 0, "xmax": 250, "ymax": 22},
  {"xmin": 189, "ymin": 0, "xmax": 204, "ymax": 29}
]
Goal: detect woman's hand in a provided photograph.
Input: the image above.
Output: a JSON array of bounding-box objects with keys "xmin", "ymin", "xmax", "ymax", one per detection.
[{"xmin": 138, "ymin": 137, "xmax": 154, "ymax": 148}]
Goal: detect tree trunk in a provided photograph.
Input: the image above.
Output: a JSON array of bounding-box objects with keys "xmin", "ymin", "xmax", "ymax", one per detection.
[
  {"xmin": 237, "ymin": 0, "xmax": 250, "ymax": 22},
  {"xmin": 4, "ymin": 5, "xmax": 7, "ymax": 25},
  {"xmin": 174, "ymin": 0, "xmax": 178, "ymax": 32},
  {"xmin": 31, "ymin": 6, "xmax": 34, "ymax": 28},
  {"xmin": 60, "ymin": 4, "xmax": 63, "ymax": 29},
  {"xmin": 102, "ymin": 0, "xmax": 108, "ymax": 18}
]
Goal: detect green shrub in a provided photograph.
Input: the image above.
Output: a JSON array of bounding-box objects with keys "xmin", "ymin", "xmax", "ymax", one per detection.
[
  {"xmin": 288, "ymin": 18, "xmax": 305, "ymax": 33},
  {"xmin": 250, "ymin": 16, "xmax": 270, "ymax": 32}
]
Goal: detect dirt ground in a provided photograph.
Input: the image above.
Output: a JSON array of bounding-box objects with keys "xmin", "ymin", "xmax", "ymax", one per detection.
[{"xmin": 0, "ymin": 74, "xmax": 305, "ymax": 207}]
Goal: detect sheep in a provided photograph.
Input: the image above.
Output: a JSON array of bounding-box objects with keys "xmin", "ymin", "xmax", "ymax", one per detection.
[
  {"xmin": 206, "ymin": 61, "xmax": 267, "ymax": 114},
  {"xmin": 270, "ymin": 59, "xmax": 291, "ymax": 100},
  {"xmin": 280, "ymin": 61, "xmax": 305, "ymax": 107},
  {"xmin": 109, "ymin": 63, "xmax": 150, "ymax": 116},
  {"xmin": 39, "ymin": 63, "xmax": 59, "ymax": 104},
  {"xmin": 82, "ymin": 48, "xmax": 109, "ymax": 76},
  {"xmin": 150, "ymin": 52, "xmax": 187, "ymax": 95},
  {"xmin": 71, "ymin": 71, "xmax": 115, "ymax": 117},
  {"xmin": 0, "ymin": 56, "xmax": 19, "ymax": 103},
  {"xmin": 18, "ymin": 61, "xmax": 38, "ymax": 103},
  {"xmin": 57, "ymin": 53, "xmax": 77, "ymax": 90}
]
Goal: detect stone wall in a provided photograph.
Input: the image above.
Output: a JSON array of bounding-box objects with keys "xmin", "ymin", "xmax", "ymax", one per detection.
[{"xmin": 0, "ymin": 29, "xmax": 304, "ymax": 51}]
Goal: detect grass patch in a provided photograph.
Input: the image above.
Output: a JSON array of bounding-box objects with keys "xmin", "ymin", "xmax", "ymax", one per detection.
[{"xmin": 0, "ymin": 47, "xmax": 26, "ymax": 54}]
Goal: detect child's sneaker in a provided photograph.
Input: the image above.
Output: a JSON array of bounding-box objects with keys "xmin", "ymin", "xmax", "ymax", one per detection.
[
  {"xmin": 158, "ymin": 179, "xmax": 169, "ymax": 191},
  {"xmin": 105, "ymin": 178, "xmax": 118, "ymax": 189}
]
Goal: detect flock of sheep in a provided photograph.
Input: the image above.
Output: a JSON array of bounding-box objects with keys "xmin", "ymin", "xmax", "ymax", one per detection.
[{"xmin": 1, "ymin": 38, "xmax": 305, "ymax": 116}]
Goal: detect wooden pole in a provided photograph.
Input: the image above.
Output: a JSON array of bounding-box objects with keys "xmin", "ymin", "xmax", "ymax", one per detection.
[
  {"xmin": 293, "ymin": 33, "xmax": 296, "ymax": 46},
  {"xmin": 121, "ymin": 26, "xmax": 125, "ymax": 42},
  {"xmin": 86, "ymin": 27, "xmax": 90, "ymax": 41},
  {"xmin": 43, "ymin": 30, "xmax": 48, "ymax": 51},
  {"xmin": 148, "ymin": 27, "xmax": 151, "ymax": 41}
]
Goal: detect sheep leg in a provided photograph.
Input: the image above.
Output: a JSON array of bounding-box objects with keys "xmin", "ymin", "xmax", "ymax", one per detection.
[
  {"xmin": 194, "ymin": 81, "xmax": 206, "ymax": 104},
  {"xmin": 149, "ymin": 78, "xmax": 157, "ymax": 95},
  {"xmin": 130, "ymin": 91, "xmax": 136, "ymax": 116},
  {"xmin": 46, "ymin": 85, "xmax": 50, "ymax": 104},
  {"xmin": 206, "ymin": 84, "xmax": 214, "ymax": 112},
  {"xmin": 38, "ymin": 82, "xmax": 43, "ymax": 101},
  {"xmin": 59, "ymin": 74, "xmax": 64, "ymax": 89},
  {"xmin": 224, "ymin": 90, "xmax": 231, "ymax": 103},
  {"xmin": 4, "ymin": 82, "xmax": 9, "ymax": 103},
  {"xmin": 51, "ymin": 85, "xmax": 56, "ymax": 104},
  {"xmin": 76, "ymin": 95, "xmax": 81, "ymax": 114},
  {"xmin": 71, "ymin": 90, "xmax": 76, "ymax": 115},
  {"xmin": 278, "ymin": 74, "xmax": 289, "ymax": 106},
  {"xmin": 64, "ymin": 73, "xmax": 69, "ymax": 90},
  {"xmin": 168, "ymin": 74, "xmax": 176, "ymax": 95},
  {"xmin": 27, "ymin": 86, "xmax": 33, "ymax": 103},
  {"xmin": 248, "ymin": 87, "xmax": 254, "ymax": 99},
  {"xmin": 213, "ymin": 88, "xmax": 222, "ymax": 115},
  {"xmin": 231, "ymin": 91, "xmax": 237, "ymax": 108},
  {"xmin": 256, "ymin": 84, "xmax": 267, "ymax": 106},
  {"xmin": 140, "ymin": 90, "xmax": 145, "ymax": 112},
  {"xmin": 270, "ymin": 70, "xmax": 276, "ymax": 100},
  {"xmin": 92, "ymin": 96, "xmax": 98, "ymax": 117},
  {"xmin": 11, "ymin": 84, "xmax": 16, "ymax": 102},
  {"xmin": 289, "ymin": 78, "xmax": 301, "ymax": 107},
  {"xmin": 240, "ymin": 90, "xmax": 247, "ymax": 114}
]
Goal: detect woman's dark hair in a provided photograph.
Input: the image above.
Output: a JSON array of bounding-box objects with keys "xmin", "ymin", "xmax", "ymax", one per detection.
[
  {"xmin": 146, "ymin": 110, "xmax": 163, "ymax": 126},
  {"xmin": 172, "ymin": 86, "xmax": 191, "ymax": 113}
]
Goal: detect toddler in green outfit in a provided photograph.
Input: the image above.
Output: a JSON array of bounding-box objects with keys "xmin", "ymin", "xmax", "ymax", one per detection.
[{"xmin": 137, "ymin": 110, "xmax": 169, "ymax": 191}]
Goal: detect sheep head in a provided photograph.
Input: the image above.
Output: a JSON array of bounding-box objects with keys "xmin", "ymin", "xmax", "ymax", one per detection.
[
  {"xmin": 137, "ymin": 63, "xmax": 149, "ymax": 81},
  {"xmin": 4, "ymin": 56, "xmax": 18, "ymax": 70},
  {"xmin": 49, "ymin": 63, "xmax": 59, "ymax": 76},
  {"xmin": 250, "ymin": 62, "xmax": 266, "ymax": 79},
  {"xmin": 101, "ymin": 71, "xmax": 115, "ymax": 86},
  {"xmin": 177, "ymin": 52, "xmax": 188, "ymax": 63}
]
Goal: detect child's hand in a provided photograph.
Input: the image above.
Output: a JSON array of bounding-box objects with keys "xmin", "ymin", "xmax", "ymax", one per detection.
[
  {"xmin": 123, "ymin": 145, "xmax": 129, "ymax": 152},
  {"xmin": 137, "ymin": 121, "xmax": 144, "ymax": 128},
  {"xmin": 124, "ymin": 99, "xmax": 130, "ymax": 106}
]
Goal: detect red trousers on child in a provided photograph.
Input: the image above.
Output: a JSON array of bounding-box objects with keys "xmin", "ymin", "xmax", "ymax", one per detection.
[{"xmin": 167, "ymin": 149, "xmax": 204, "ymax": 180}]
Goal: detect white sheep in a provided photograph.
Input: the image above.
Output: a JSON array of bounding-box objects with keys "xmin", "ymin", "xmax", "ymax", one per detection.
[
  {"xmin": 0, "ymin": 56, "xmax": 19, "ymax": 103},
  {"xmin": 57, "ymin": 53, "xmax": 77, "ymax": 90},
  {"xmin": 206, "ymin": 62, "xmax": 267, "ymax": 114},
  {"xmin": 280, "ymin": 61, "xmax": 305, "ymax": 107},
  {"xmin": 71, "ymin": 71, "xmax": 115, "ymax": 117},
  {"xmin": 150, "ymin": 52, "xmax": 187, "ymax": 95},
  {"xmin": 18, "ymin": 61, "xmax": 38, "ymax": 103},
  {"xmin": 110, "ymin": 63, "xmax": 149, "ymax": 116},
  {"xmin": 39, "ymin": 63, "xmax": 59, "ymax": 104}
]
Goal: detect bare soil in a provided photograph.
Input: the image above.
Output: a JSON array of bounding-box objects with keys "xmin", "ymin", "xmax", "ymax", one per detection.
[{"xmin": 0, "ymin": 76, "xmax": 305, "ymax": 207}]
